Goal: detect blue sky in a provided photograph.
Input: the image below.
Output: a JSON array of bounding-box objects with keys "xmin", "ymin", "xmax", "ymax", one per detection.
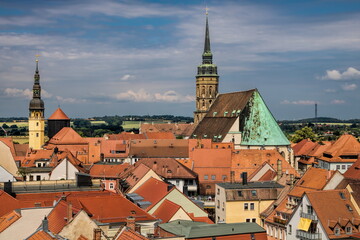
[{"xmin": 0, "ymin": 0, "xmax": 360, "ymax": 120}]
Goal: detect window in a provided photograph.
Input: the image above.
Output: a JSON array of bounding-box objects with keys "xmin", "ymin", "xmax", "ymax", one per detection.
[
  {"xmin": 36, "ymin": 122, "xmax": 39, "ymax": 126},
  {"xmin": 29, "ymin": 175, "xmax": 34, "ymax": 181},
  {"xmin": 334, "ymin": 227, "xmax": 340, "ymax": 236},
  {"xmin": 346, "ymin": 204, "xmax": 353, "ymax": 212},
  {"xmin": 288, "ymin": 224, "xmax": 292, "ymax": 235},
  {"xmin": 252, "ymin": 218, "xmax": 256, "ymax": 223},
  {"xmin": 217, "ymin": 200, "xmax": 220, "ymax": 208},
  {"xmin": 251, "ymin": 190, "xmax": 257, "ymax": 197},
  {"xmin": 238, "ymin": 191, "xmax": 243, "ymax": 197},
  {"xmin": 250, "ymin": 203, "xmax": 255, "ymax": 210},
  {"xmin": 346, "ymin": 226, "xmax": 352, "ymax": 234},
  {"xmin": 244, "ymin": 203, "xmax": 249, "ymax": 210},
  {"xmin": 217, "ymin": 188, "xmax": 220, "ymax": 195},
  {"xmin": 307, "ymin": 205, "xmax": 314, "ymax": 214},
  {"xmin": 342, "ymin": 165, "xmax": 346, "ymax": 170},
  {"xmin": 246, "ymin": 218, "xmax": 250, "ymax": 222},
  {"xmin": 204, "ymin": 175, "xmax": 208, "ymax": 180},
  {"xmin": 109, "ymin": 183, "xmax": 114, "ymax": 189},
  {"xmin": 336, "ymin": 165, "xmax": 340, "ymax": 170},
  {"xmin": 211, "ymin": 175, "xmax": 216, "ymax": 180},
  {"xmin": 36, "ymin": 133, "xmax": 39, "ymax": 137},
  {"xmin": 36, "ymin": 175, "xmax": 41, "ymax": 181},
  {"xmin": 222, "ymin": 175, "xmax": 227, "ymax": 180},
  {"xmin": 37, "ymin": 163, "xmax": 41, "ymax": 167}
]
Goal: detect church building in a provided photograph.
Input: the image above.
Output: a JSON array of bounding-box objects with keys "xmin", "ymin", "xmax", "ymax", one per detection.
[
  {"xmin": 192, "ymin": 14, "xmax": 293, "ymax": 164},
  {"xmin": 28, "ymin": 58, "xmax": 45, "ymax": 150}
]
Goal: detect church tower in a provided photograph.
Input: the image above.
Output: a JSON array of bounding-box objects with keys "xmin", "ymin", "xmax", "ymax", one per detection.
[
  {"xmin": 194, "ymin": 11, "xmax": 219, "ymax": 124},
  {"xmin": 28, "ymin": 57, "xmax": 45, "ymax": 149}
]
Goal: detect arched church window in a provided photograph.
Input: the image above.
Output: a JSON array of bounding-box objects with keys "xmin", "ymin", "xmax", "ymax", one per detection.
[
  {"xmin": 202, "ymin": 100, "xmax": 205, "ymax": 108},
  {"xmin": 201, "ymin": 86, "xmax": 205, "ymax": 96},
  {"xmin": 209, "ymin": 100, "xmax": 212, "ymax": 105},
  {"xmin": 209, "ymin": 86, "xmax": 213, "ymax": 96}
]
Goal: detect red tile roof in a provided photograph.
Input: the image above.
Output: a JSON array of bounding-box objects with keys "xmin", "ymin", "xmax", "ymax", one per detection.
[
  {"xmin": 0, "ymin": 210, "xmax": 21, "ymax": 233},
  {"xmin": 47, "ymin": 200, "xmax": 75, "ymax": 234},
  {"xmin": 140, "ymin": 123, "xmax": 195, "ymax": 137},
  {"xmin": 343, "ymin": 155, "xmax": 360, "ymax": 180},
  {"xmin": 121, "ymin": 163, "xmax": 152, "ymax": 189},
  {"xmin": 106, "ymin": 133, "xmax": 146, "ymax": 141},
  {"xmin": 293, "ymin": 139, "xmax": 318, "ymax": 156},
  {"xmin": 306, "ymin": 189, "xmax": 360, "ymax": 239},
  {"xmin": 90, "ymin": 163, "xmax": 130, "ymax": 178},
  {"xmin": 133, "ymin": 177, "xmax": 170, "ymax": 210},
  {"xmin": 114, "ymin": 227, "xmax": 149, "ymax": 240},
  {"xmin": 0, "ymin": 190, "xmax": 20, "ymax": 217},
  {"xmin": 152, "ymin": 199, "xmax": 183, "ymax": 223},
  {"xmin": 27, "ymin": 230, "xmax": 57, "ymax": 240},
  {"xmin": 144, "ymin": 132, "xmax": 176, "ymax": 139},
  {"xmin": 319, "ymin": 134, "xmax": 360, "ymax": 163},
  {"xmin": 48, "ymin": 127, "xmax": 87, "ymax": 145},
  {"xmin": 76, "ymin": 195, "xmax": 156, "ymax": 223},
  {"xmin": 48, "ymin": 108, "xmax": 70, "ymax": 120},
  {"xmin": 134, "ymin": 158, "xmax": 197, "ymax": 179},
  {"xmin": 129, "ymin": 139, "xmax": 189, "ymax": 158}
]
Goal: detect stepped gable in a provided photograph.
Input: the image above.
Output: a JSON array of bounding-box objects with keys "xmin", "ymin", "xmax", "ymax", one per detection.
[
  {"xmin": 48, "ymin": 127, "xmax": 87, "ymax": 145},
  {"xmin": 48, "ymin": 108, "xmax": 70, "ymax": 120}
]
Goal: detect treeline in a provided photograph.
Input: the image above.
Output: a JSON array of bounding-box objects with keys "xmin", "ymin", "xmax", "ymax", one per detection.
[
  {"xmin": 92, "ymin": 115, "xmax": 193, "ymax": 123},
  {"xmin": 280, "ymin": 117, "xmax": 360, "ymax": 124}
]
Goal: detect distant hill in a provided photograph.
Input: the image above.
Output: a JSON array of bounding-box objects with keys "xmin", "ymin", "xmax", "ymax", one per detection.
[{"xmin": 280, "ymin": 117, "xmax": 360, "ymax": 124}]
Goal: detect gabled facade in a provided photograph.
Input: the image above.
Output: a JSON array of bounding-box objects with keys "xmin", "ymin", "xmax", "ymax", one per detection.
[{"xmin": 286, "ymin": 189, "xmax": 360, "ymax": 240}]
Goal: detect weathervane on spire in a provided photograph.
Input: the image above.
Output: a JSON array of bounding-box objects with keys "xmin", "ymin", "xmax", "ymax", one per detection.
[
  {"xmin": 35, "ymin": 54, "xmax": 40, "ymax": 62},
  {"xmin": 205, "ymin": 6, "xmax": 209, "ymax": 15}
]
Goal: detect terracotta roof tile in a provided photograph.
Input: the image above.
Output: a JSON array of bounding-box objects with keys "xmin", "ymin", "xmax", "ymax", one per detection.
[
  {"xmin": 134, "ymin": 158, "xmax": 197, "ymax": 179},
  {"xmin": 90, "ymin": 163, "xmax": 130, "ymax": 178},
  {"xmin": 0, "ymin": 190, "xmax": 20, "ymax": 217},
  {"xmin": 319, "ymin": 134, "xmax": 360, "ymax": 163},
  {"xmin": 106, "ymin": 133, "xmax": 146, "ymax": 141},
  {"xmin": 0, "ymin": 210, "xmax": 21, "ymax": 233},
  {"xmin": 48, "ymin": 127, "xmax": 87, "ymax": 145},
  {"xmin": 27, "ymin": 230, "xmax": 57, "ymax": 240},
  {"xmin": 122, "ymin": 163, "xmax": 152, "ymax": 188},
  {"xmin": 152, "ymin": 199, "xmax": 182, "ymax": 223},
  {"xmin": 129, "ymin": 139, "xmax": 189, "ymax": 158},
  {"xmin": 133, "ymin": 177, "xmax": 170, "ymax": 210},
  {"xmin": 47, "ymin": 200, "xmax": 73, "ymax": 234},
  {"xmin": 144, "ymin": 132, "xmax": 176, "ymax": 139},
  {"xmin": 77, "ymin": 195, "xmax": 156, "ymax": 223},
  {"xmin": 307, "ymin": 189, "xmax": 360, "ymax": 239},
  {"xmin": 114, "ymin": 227, "xmax": 149, "ymax": 240},
  {"xmin": 344, "ymin": 155, "xmax": 360, "ymax": 180},
  {"xmin": 140, "ymin": 123, "xmax": 195, "ymax": 137},
  {"xmin": 48, "ymin": 108, "xmax": 70, "ymax": 120}
]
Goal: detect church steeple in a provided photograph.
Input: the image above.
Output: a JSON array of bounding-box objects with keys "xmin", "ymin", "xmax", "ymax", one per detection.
[
  {"xmin": 29, "ymin": 56, "xmax": 45, "ymax": 150},
  {"xmin": 194, "ymin": 10, "xmax": 219, "ymax": 125},
  {"xmin": 202, "ymin": 14, "xmax": 212, "ymax": 64}
]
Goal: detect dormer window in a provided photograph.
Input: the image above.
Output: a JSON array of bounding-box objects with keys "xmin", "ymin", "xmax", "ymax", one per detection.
[
  {"xmin": 346, "ymin": 226, "xmax": 352, "ymax": 234},
  {"xmin": 334, "ymin": 227, "xmax": 340, "ymax": 236}
]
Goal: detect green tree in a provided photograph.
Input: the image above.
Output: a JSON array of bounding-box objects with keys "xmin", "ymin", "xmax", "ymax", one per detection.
[{"xmin": 290, "ymin": 126, "xmax": 317, "ymax": 143}]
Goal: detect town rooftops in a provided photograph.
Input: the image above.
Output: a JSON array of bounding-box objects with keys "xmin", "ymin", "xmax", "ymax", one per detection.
[
  {"xmin": 89, "ymin": 163, "xmax": 130, "ymax": 178},
  {"xmin": 48, "ymin": 127, "xmax": 87, "ymax": 145},
  {"xmin": 159, "ymin": 220, "xmax": 266, "ymax": 238},
  {"xmin": 319, "ymin": 134, "xmax": 360, "ymax": 163},
  {"xmin": 217, "ymin": 181, "xmax": 284, "ymax": 190},
  {"xmin": 48, "ymin": 108, "xmax": 70, "ymax": 120},
  {"xmin": 344, "ymin": 155, "xmax": 360, "ymax": 180}
]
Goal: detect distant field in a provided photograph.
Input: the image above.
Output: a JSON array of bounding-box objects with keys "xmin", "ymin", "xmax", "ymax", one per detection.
[
  {"xmin": 12, "ymin": 136, "xmax": 29, "ymax": 144},
  {"xmin": 0, "ymin": 122, "xmax": 28, "ymax": 128},
  {"xmin": 89, "ymin": 120, "xmax": 107, "ymax": 125},
  {"xmin": 122, "ymin": 121, "xmax": 140, "ymax": 130},
  {"xmin": 287, "ymin": 122, "xmax": 352, "ymax": 126}
]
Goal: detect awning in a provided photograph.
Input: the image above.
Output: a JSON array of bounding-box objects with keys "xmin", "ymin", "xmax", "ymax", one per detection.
[{"xmin": 298, "ymin": 218, "xmax": 312, "ymax": 231}]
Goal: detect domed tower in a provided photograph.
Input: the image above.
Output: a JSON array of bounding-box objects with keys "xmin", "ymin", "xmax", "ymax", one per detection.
[
  {"xmin": 48, "ymin": 108, "xmax": 70, "ymax": 139},
  {"xmin": 28, "ymin": 57, "xmax": 45, "ymax": 149},
  {"xmin": 194, "ymin": 11, "xmax": 219, "ymax": 124}
]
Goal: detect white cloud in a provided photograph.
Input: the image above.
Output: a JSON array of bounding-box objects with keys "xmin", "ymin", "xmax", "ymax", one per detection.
[
  {"xmin": 341, "ymin": 83, "xmax": 357, "ymax": 91},
  {"xmin": 320, "ymin": 67, "xmax": 360, "ymax": 80},
  {"xmin": 120, "ymin": 74, "xmax": 135, "ymax": 81},
  {"xmin": 281, "ymin": 100, "xmax": 317, "ymax": 105},
  {"xmin": 56, "ymin": 96, "xmax": 85, "ymax": 103},
  {"xmin": 324, "ymin": 89, "xmax": 336, "ymax": 93},
  {"xmin": 331, "ymin": 99, "xmax": 345, "ymax": 104},
  {"xmin": 3, "ymin": 88, "xmax": 52, "ymax": 99},
  {"xmin": 114, "ymin": 89, "xmax": 194, "ymax": 103}
]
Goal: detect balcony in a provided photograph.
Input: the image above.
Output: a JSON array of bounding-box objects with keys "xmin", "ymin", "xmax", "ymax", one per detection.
[
  {"xmin": 301, "ymin": 212, "xmax": 317, "ymax": 221},
  {"xmin": 296, "ymin": 230, "xmax": 321, "ymax": 240},
  {"xmin": 273, "ymin": 216, "xmax": 287, "ymax": 225}
]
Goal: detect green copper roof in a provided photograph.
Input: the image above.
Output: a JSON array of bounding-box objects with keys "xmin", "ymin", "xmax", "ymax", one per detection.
[
  {"xmin": 159, "ymin": 220, "xmax": 265, "ymax": 238},
  {"xmin": 240, "ymin": 91, "xmax": 290, "ymax": 146}
]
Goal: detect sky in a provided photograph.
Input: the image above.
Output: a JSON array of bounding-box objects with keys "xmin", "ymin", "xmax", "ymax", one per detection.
[{"xmin": 0, "ymin": 0, "xmax": 360, "ymax": 120}]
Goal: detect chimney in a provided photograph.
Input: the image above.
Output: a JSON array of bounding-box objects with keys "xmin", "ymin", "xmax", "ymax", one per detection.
[
  {"xmin": 93, "ymin": 228, "xmax": 102, "ymax": 240},
  {"xmin": 126, "ymin": 216, "xmax": 136, "ymax": 231},
  {"xmin": 277, "ymin": 159, "xmax": 282, "ymax": 181},
  {"xmin": 67, "ymin": 202, "xmax": 73, "ymax": 223},
  {"xmin": 242, "ymin": 172, "xmax": 248, "ymax": 185},
  {"xmin": 290, "ymin": 174, "xmax": 294, "ymax": 188},
  {"xmin": 42, "ymin": 216, "xmax": 49, "ymax": 232}
]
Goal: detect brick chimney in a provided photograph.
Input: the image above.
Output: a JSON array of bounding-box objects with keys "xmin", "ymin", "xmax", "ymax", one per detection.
[
  {"xmin": 67, "ymin": 202, "xmax": 73, "ymax": 223},
  {"xmin": 126, "ymin": 216, "xmax": 136, "ymax": 231},
  {"xmin": 93, "ymin": 228, "xmax": 102, "ymax": 240}
]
